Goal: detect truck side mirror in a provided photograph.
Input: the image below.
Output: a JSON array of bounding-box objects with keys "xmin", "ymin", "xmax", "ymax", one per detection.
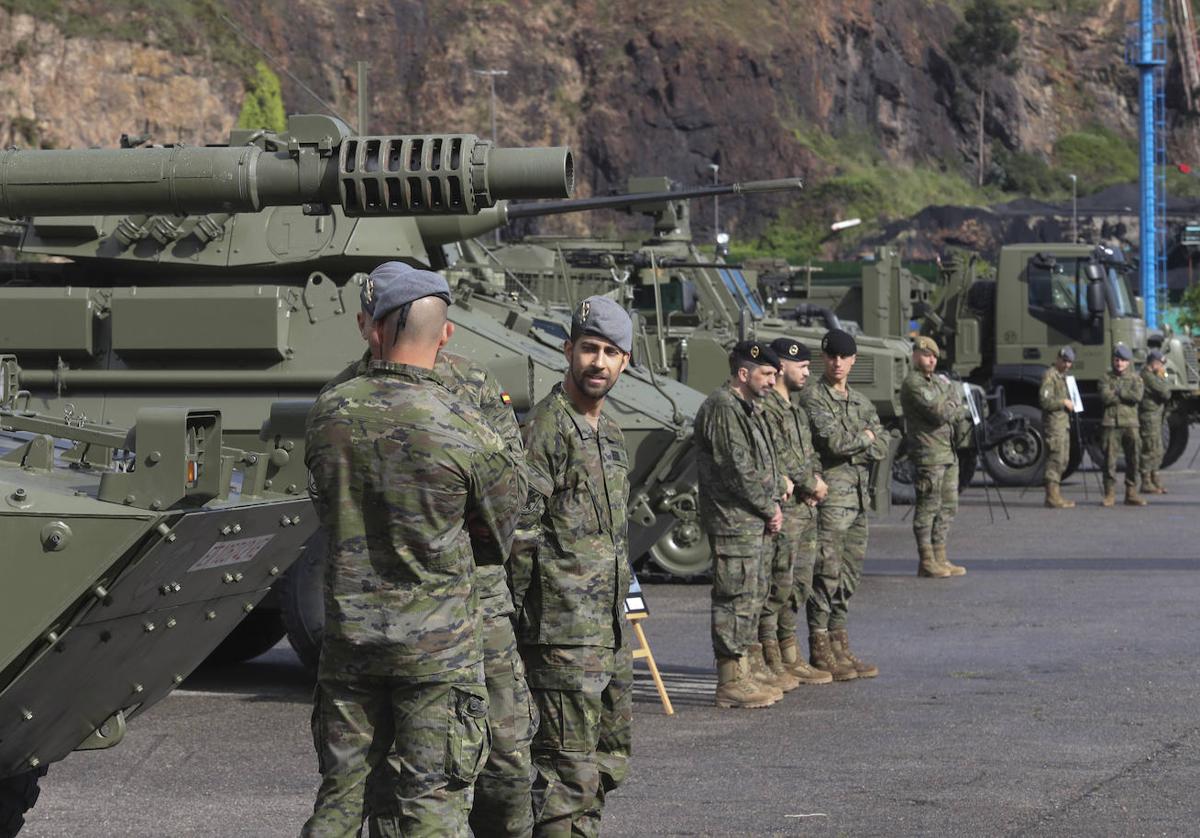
[
  {"xmin": 1086, "ymin": 280, "xmax": 1106, "ymax": 316},
  {"xmin": 1084, "ymin": 263, "xmax": 1104, "ymax": 281}
]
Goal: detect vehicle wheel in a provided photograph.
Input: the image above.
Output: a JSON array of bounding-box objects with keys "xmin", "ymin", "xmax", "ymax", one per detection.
[
  {"xmin": 202, "ymin": 609, "xmax": 287, "ymax": 666},
  {"xmin": 1161, "ymin": 409, "xmax": 1190, "ymax": 468},
  {"xmin": 648, "ymin": 515, "xmax": 711, "ymax": 579},
  {"xmin": 0, "ymin": 767, "xmax": 45, "ymax": 838},
  {"xmin": 891, "ymin": 454, "xmax": 917, "ymax": 505},
  {"xmin": 278, "ymin": 529, "xmax": 328, "ymax": 672},
  {"xmin": 982, "ymin": 404, "xmax": 1046, "ymax": 487}
]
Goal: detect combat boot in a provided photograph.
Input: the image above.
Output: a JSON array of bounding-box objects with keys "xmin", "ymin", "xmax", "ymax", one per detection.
[
  {"xmin": 933, "ymin": 544, "xmax": 966, "ymax": 577},
  {"xmin": 1044, "ymin": 482, "xmax": 1076, "ymax": 509},
  {"xmin": 746, "ymin": 642, "xmax": 794, "ymax": 695},
  {"xmin": 759, "ymin": 638, "xmax": 804, "ymax": 692},
  {"xmin": 1101, "ymin": 480, "xmax": 1116, "ymax": 507},
  {"xmin": 715, "ymin": 656, "xmax": 777, "ymax": 709},
  {"xmin": 809, "ymin": 631, "xmax": 857, "ymax": 681},
  {"xmin": 1124, "ymin": 483, "xmax": 1147, "ymax": 507},
  {"xmin": 830, "ymin": 628, "xmax": 879, "ymax": 679},
  {"xmin": 1151, "ymin": 472, "xmax": 1168, "ymax": 494},
  {"xmin": 917, "ymin": 543, "xmax": 951, "ymax": 578},
  {"xmin": 778, "ymin": 636, "xmax": 833, "ymax": 684}
]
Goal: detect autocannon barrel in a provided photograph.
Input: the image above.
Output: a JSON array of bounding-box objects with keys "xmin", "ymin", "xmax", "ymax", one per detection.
[
  {"xmin": 0, "ymin": 115, "xmax": 573, "ymax": 218},
  {"xmin": 503, "ymin": 177, "xmax": 803, "ymax": 220}
]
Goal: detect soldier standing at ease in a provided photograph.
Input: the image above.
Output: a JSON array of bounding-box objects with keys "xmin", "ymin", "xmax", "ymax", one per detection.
[
  {"xmin": 510, "ymin": 296, "xmax": 634, "ymax": 837},
  {"xmin": 900, "ymin": 336, "xmax": 970, "ymax": 579},
  {"xmin": 1139, "ymin": 350, "xmax": 1172, "ymax": 495},
  {"xmin": 758, "ymin": 337, "xmax": 832, "ymax": 687},
  {"xmin": 801, "ymin": 329, "xmax": 891, "ymax": 681},
  {"xmin": 1099, "ymin": 343, "xmax": 1145, "ymax": 507},
  {"xmin": 302, "ymin": 264, "xmax": 522, "ymax": 836},
  {"xmin": 326, "ymin": 273, "xmax": 537, "ymax": 838},
  {"xmin": 694, "ymin": 341, "xmax": 788, "ymax": 709},
  {"xmin": 1039, "ymin": 346, "xmax": 1077, "ymax": 509}
]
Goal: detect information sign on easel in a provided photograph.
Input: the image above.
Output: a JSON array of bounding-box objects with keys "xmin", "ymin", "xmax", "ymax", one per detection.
[
  {"xmin": 624, "ymin": 569, "xmax": 673, "ymax": 715},
  {"xmin": 1065, "ymin": 375, "xmax": 1085, "ymax": 413}
]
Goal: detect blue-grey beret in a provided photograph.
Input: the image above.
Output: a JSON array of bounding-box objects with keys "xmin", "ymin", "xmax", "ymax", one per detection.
[
  {"xmin": 571, "ymin": 295, "xmax": 633, "ymax": 354},
  {"xmin": 1058, "ymin": 345, "xmax": 1076, "ymax": 362},
  {"xmin": 731, "ymin": 340, "xmax": 781, "ymax": 370},
  {"xmin": 360, "ymin": 261, "xmax": 451, "ymax": 321},
  {"xmin": 1113, "ymin": 343, "xmax": 1133, "ymax": 361},
  {"xmin": 1147, "ymin": 349, "xmax": 1165, "ymax": 364}
]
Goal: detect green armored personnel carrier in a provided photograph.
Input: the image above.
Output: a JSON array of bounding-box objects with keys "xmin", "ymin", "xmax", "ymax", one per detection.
[{"xmin": 0, "ymin": 354, "xmax": 317, "ymax": 834}]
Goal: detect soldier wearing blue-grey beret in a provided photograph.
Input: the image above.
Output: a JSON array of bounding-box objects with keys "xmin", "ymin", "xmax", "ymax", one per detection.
[
  {"xmin": 1099, "ymin": 342, "xmax": 1146, "ymax": 506},
  {"xmin": 510, "ymin": 294, "xmax": 635, "ymax": 834},
  {"xmin": 1040, "ymin": 345, "xmax": 1078, "ymax": 508}
]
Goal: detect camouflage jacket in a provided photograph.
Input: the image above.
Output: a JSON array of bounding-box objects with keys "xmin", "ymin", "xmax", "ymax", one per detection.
[
  {"xmin": 322, "ymin": 349, "xmax": 527, "ymax": 619},
  {"xmin": 694, "ymin": 383, "xmax": 783, "ymax": 536},
  {"xmin": 1139, "ymin": 367, "xmax": 1172, "ymax": 423},
  {"xmin": 511, "ymin": 383, "xmax": 630, "ymax": 650},
  {"xmin": 761, "ymin": 388, "xmax": 821, "ymax": 505},
  {"xmin": 900, "ymin": 369, "xmax": 970, "ymax": 466},
  {"xmin": 1099, "ymin": 368, "xmax": 1144, "ymax": 428},
  {"xmin": 1039, "ymin": 366, "xmax": 1073, "ymax": 433},
  {"xmin": 306, "ymin": 361, "xmax": 522, "ymax": 680},
  {"xmin": 801, "ymin": 378, "xmax": 889, "ymax": 509}
]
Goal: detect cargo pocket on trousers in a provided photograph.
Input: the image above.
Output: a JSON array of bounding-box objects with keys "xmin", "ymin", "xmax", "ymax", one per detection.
[{"xmin": 446, "ymin": 687, "xmax": 492, "ymax": 784}]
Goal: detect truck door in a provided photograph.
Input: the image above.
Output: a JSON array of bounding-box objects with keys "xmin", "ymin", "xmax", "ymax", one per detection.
[{"xmin": 1021, "ymin": 256, "xmax": 1104, "ymax": 359}]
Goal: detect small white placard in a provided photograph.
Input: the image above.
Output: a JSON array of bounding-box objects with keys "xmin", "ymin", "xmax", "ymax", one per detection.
[
  {"xmin": 961, "ymin": 382, "xmax": 982, "ymax": 426},
  {"xmin": 188, "ymin": 534, "xmax": 275, "ymax": 573},
  {"xmin": 1065, "ymin": 375, "xmax": 1085, "ymax": 413}
]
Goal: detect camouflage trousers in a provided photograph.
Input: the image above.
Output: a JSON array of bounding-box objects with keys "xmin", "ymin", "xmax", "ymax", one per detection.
[
  {"xmin": 766, "ymin": 508, "xmax": 818, "ymax": 641},
  {"xmin": 363, "ymin": 614, "xmax": 537, "ymax": 838},
  {"xmin": 708, "ymin": 531, "xmax": 769, "ymax": 658},
  {"xmin": 1139, "ymin": 414, "xmax": 1164, "ymax": 477},
  {"xmin": 1043, "ymin": 417, "xmax": 1070, "ymax": 485},
  {"xmin": 523, "ymin": 641, "xmax": 633, "ymax": 838},
  {"xmin": 1102, "ymin": 425, "xmax": 1140, "ymax": 487},
  {"xmin": 807, "ymin": 504, "xmax": 868, "ymax": 632},
  {"xmin": 912, "ymin": 461, "xmax": 958, "ymax": 548},
  {"xmin": 301, "ymin": 668, "xmax": 489, "ymax": 838}
]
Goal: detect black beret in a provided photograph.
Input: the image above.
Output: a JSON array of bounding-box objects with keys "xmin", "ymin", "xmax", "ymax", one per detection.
[
  {"xmin": 731, "ymin": 340, "xmax": 781, "ymax": 370},
  {"xmin": 821, "ymin": 328, "xmax": 857, "ymax": 357},
  {"xmin": 770, "ymin": 337, "xmax": 811, "ymax": 362}
]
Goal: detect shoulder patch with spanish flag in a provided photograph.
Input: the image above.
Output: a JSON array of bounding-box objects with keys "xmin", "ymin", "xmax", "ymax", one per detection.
[{"xmin": 500, "ymin": 392, "xmax": 512, "ymax": 405}]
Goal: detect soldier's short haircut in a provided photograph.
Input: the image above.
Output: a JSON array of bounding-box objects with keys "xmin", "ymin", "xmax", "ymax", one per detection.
[{"xmin": 383, "ymin": 295, "xmax": 449, "ymax": 348}]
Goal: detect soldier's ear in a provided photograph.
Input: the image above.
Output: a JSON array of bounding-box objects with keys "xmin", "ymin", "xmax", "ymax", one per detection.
[{"xmin": 438, "ymin": 321, "xmax": 455, "ymax": 350}]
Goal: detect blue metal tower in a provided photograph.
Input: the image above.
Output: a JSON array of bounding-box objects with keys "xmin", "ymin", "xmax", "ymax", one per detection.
[{"xmin": 1128, "ymin": 0, "xmax": 1167, "ymax": 329}]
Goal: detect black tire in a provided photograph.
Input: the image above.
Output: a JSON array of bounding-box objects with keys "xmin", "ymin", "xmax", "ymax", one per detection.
[
  {"xmin": 648, "ymin": 515, "xmax": 711, "ymax": 579},
  {"xmin": 278, "ymin": 529, "xmax": 328, "ymax": 672},
  {"xmin": 202, "ymin": 609, "xmax": 287, "ymax": 666},
  {"xmin": 0, "ymin": 768, "xmax": 45, "ymax": 838},
  {"xmin": 1161, "ymin": 409, "xmax": 1190, "ymax": 469},
  {"xmin": 982, "ymin": 404, "xmax": 1046, "ymax": 487}
]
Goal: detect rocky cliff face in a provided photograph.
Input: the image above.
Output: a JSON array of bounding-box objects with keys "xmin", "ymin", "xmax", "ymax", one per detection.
[{"xmin": 1, "ymin": 1, "xmax": 1194, "ymax": 245}]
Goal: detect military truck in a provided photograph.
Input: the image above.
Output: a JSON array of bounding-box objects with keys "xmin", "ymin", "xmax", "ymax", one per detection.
[{"xmin": 0, "ymin": 354, "xmax": 317, "ymax": 835}]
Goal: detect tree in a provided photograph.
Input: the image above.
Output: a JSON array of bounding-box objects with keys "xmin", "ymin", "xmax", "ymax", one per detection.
[
  {"xmin": 948, "ymin": 0, "xmax": 1021, "ymax": 187},
  {"xmin": 237, "ymin": 61, "xmax": 287, "ymax": 134}
]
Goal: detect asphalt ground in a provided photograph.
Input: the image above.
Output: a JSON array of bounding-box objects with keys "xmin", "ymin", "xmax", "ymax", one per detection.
[{"xmin": 22, "ymin": 440, "xmax": 1200, "ymax": 837}]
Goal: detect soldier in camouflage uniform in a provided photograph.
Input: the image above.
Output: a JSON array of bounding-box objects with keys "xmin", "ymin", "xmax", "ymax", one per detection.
[
  {"xmin": 1099, "ymin": 343, "xmax": 1146, "ymax": 507},
  {"xmin": 302, "ymin": 263, "xmax": 523, "ymax": 837},
  {"xmin": 800, "ymin": 329, "xmax": 891, "ymax": 681},
  {"xmin": 694, "ymin": 340, "xmax": 787, "ymax": 709},
  {"xmin": 510, "ymin": 296, "xmax": 634, "ymax": 837},
  {"xmin": 758, "ymin": 337, "xmax": 832, "ymax": 687},
  {"xmin": 900, "ymin": 336, "xmax": 970, "ymax": 579},
  {"xmin": 1039, "ymin": 346, "xmax": 1077, "ymax": 509},
  {"xmin": 1139, "ymin": 349, "xmax": 1172, "ymax": 495}
]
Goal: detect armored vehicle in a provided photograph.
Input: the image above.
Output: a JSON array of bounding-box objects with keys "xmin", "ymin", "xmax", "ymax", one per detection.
[{"xmin": 0, "ymin": 354, "xmax": 317, "ymax": 835}]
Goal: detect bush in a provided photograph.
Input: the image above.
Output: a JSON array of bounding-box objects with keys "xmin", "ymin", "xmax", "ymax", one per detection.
[
  {"xmin": 988, "ymin": 145, "xmax": 1071, "ymax": 196},
  {"xmin": 1053, "ymin": 126, "xmax": 1138, "ymax": 193},
  {"xmin": 237, "ymin": 61, "xmax": 287, "ymax": 133}
]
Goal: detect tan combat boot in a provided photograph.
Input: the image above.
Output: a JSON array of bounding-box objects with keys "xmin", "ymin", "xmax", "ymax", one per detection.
[
  {"xmin": 1140, "ymin": 474, "xmax": 1155, "ymax": 495},
  {"xmin": 747, "ymin": 642, "xmax": 795, "ymax": 694},
  {"xmin": 917, "ymin": 543, "xmax": 951, "ymax": 578},
  {"xmin": 1151, "ymin": 472, "xmax": 1168, "ymax": 494},
  {"xmin": 809, "ymin": 631, "xmax": 857, "ymax": 681},
  {"xmin": 778, "ymin": 636, "xmax": 833, "ymax": 684},
  {"xmin": 1124, "ymin": 483, "xmax": 1147, "ymax": 507},
  {"xmin": 1045, "ymin": 482, "xmax": 1076, "ymax": 509},
  {"xmin": 715, "ymin": 656, "xmax": 777, "ymax": 709},
  {"xmin": 933, "ymin": 544, "xmax": 966, "ymax": 576},
  {"xmin": 830, "ymin": 628, "xmax": 879, "ymax": 679},
  {"xmin": 1101, "ymin": 480, "xmax": 1116, "ymax": 507}
]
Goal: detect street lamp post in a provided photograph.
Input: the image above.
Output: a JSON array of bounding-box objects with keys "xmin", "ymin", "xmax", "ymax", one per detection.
[
  {"xmin": 474, "ymin": 68, "xmax": 508, "ymax": 242},
  {"xmin": 1069, "ymin": 173, "xmax": 1078, "ymax": 243},
  {"xmin": 709, "ymin": 163, "xmax": 720, "ymax": 242}
]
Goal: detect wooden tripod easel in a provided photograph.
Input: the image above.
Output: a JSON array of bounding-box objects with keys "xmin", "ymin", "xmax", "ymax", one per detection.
[{"xmin": 628, "ymin": 613, "xmax": 674, "ymax": 715}]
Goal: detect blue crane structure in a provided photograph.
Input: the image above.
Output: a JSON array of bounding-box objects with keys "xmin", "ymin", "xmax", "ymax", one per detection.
[{"xmin": 1129, "ymin": 0, "xmax": 1167, "ymax": 329}]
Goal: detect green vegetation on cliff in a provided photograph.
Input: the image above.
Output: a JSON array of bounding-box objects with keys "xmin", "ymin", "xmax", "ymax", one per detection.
[{"xmin": 236, "ymin": 62, "xmax": 287, "ymax": 133}]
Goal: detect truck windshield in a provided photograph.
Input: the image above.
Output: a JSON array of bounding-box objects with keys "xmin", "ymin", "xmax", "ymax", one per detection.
[
  {"xmin": 1104, "ymin": 267, "xmax": 1136, "ymax": 317},
  {"xmin": 1027, "ymin": 259, "xmax": 1086, "ymax": 318},
  {"xmin": 717, "ymin": 267, "xmax": 764, "ymax": 318}
]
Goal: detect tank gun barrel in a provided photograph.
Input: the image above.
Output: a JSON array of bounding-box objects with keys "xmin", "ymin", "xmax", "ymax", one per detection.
[
  {"xmin": 0, "ymin": 114, "xmax": 573, "ymax": 218},
  {"xmin": 502, "ymin": 177, "xmax": 803, "ymax": 220}
]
